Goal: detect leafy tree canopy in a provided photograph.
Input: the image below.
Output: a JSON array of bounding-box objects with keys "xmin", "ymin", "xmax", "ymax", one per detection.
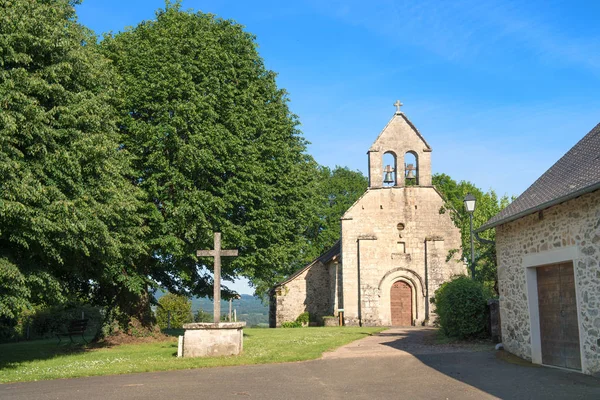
[
  {"xmin": 0, "ymin": 0, "xmax": 150, "ymax": 333},
  {"xmin": 433, "ymin": 173, "xmax": 511, "ymax": 291},
  {"xmin": 101, "ymin": 2, "xmax": 319, "ymax": 298},
  {"xmin": 304, "ymin": 166, "xmax": 367, "ymax": 260}
]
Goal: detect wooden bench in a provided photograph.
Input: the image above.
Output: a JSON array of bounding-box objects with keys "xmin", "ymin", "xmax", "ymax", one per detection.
[{"xmin": 56, "ymin": 319, "xmax": 89, "ymax": 344}]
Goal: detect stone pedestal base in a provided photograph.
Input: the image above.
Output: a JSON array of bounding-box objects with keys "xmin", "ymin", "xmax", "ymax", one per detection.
[{"xmin": 182, "ymin": 322, "xmax": 246, "ymax": 358}]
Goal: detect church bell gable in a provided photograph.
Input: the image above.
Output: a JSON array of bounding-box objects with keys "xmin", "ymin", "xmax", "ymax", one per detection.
[{"xmin": 367, "ymin": 101, "xmax": 432, "ymax": 188}]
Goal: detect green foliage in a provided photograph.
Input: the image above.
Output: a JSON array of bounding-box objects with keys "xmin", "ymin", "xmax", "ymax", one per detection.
[
  {"xmin": 0, "ymin": 0, "xmax": 375, "ymax": 338},
  {"xmin": 433, "ymin": 276, "xmax": 490, "ymax": 339},
  {"xmin": 101, "ymin": 2, "xmax": 320, "ymax": 298},
  {"xmin": 0, "ymin": 259, "xmax": 29, "ymax": 321},
  {"xmin": 433, "ymin": 173, "xmax": 511, "ymax": 292},
  {"xmin": 295, "ymin": 312, "xmax": 310, "ymax": 325},
  {"xmin": 0, "ymin": 0, "xmax": 151, "ymax": 336},
  {"xmin": 156, "ymin": 293, "xmax": 193, "ymax": 329},
  {"xmin": 193, "ymin": 308, "xmax": 212, "ymax": 323},
  {"xmin": 304, "ymin": 166, "xmax": 368, "ymax": 260},
  {"xmin": 280, "ymin": 311, "xmax": 310, "ymax": 327},
  {"xmin": 281, "ymin": 321, "xmax": 302, "ymax": 328}
]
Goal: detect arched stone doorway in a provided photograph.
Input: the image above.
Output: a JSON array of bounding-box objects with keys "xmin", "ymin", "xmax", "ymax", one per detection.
[{"xmin": 390, "ymin": 280, "xmax": 412, "ymax": 326}]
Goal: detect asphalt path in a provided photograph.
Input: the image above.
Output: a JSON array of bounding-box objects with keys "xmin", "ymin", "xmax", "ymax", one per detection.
[{"xmin": 2, "ymin": 328, "xmax": 599, "ymax": 400}]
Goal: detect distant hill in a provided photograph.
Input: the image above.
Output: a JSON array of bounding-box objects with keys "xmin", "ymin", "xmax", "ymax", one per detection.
[{"xmin": 154, "ymin": 291, "xmax": 269, "ymax": 326}]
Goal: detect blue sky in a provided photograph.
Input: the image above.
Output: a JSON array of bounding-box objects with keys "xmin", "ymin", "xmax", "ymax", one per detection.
[{"xmin": 77, "ymin": 0, "xmax": 600, "ymax": 293}]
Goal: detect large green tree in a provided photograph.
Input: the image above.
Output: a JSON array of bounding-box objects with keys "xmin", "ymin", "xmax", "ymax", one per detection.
[
  {"xmin": 0, "ymin": 0, "xmax": 150, "ymax": 336},
  {"xmin": 101, "ymin": 2, "xmax": 319, "ymax": 298},
  {"xmin": 433, "ymin": 173, "xmax": 511, "ymax": 291},
  {"xmin": 304, "ymin": 166, "xmax": 367, "ymax": 260}
]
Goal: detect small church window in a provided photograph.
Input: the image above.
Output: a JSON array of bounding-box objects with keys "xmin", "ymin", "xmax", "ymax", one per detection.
[
  {"xmin": 405, "ymin": 151, "xmax": 418, "ymax": 186},
  {"xmin": 397, "ymin": 242, "xmax": 406, "ymax": 253}
]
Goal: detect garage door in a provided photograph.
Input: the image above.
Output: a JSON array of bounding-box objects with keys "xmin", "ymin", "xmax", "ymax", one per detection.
[
  {"xmin": 537, "ymin": 262, "xmax": 581, "ymax": 370},
  {"xmin": 390, "ymin": 281, "xmax": 412, "ymax": 326}
]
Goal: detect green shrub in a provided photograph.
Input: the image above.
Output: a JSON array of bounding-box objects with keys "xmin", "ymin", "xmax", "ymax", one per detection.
[
  {"xmin": 432, "ymin": 275, "xmax": 489, "ymax": 339},
  {"xmin": 295, "ymin": 312, "xmax": 310, "ymax": 325},
  {"xmin": 194, "ymin": 308, "xmax": 213, "ymax": 323},
  {"xmin": 281, "ymin": 321, "xmax": 302, "ymax": 328},
  {"xmin": 155, "ymin": 293, "xmax": 193, "ymax": 329}
]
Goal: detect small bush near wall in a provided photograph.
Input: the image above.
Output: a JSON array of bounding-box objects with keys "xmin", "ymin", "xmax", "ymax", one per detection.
[
  {"xmin": 156, "ymin": 293, "xmax": 193, "ymax": 329},
  {"xmin": 295, "ymin": 312, "xmax": 310, "ymax": 326},
  {"xmin": 281, "ymin": 312, "xmax": 311, "ymax": 328},
  {"xmin": 433, "ymin": 276, "xmax": 489, "ymax": 339},
  {"xmin": 281, "ymin": 321, "xmax": 302, "ymax": 328}
]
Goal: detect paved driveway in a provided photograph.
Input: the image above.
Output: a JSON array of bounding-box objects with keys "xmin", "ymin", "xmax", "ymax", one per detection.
[{"xmin": 2, "ymin": 327, "xmax": 599, "ymax": 400}]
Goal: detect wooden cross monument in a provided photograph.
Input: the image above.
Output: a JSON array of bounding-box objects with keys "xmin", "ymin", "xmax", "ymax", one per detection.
[{"xmin": 197, "ymin": 232, "xmax": 238, "ymax": 324}]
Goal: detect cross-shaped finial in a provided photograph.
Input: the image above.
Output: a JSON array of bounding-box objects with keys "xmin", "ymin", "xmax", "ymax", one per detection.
[{"xmin": 394, "ymin": 100, "xmax": 403, "ymax": 114}]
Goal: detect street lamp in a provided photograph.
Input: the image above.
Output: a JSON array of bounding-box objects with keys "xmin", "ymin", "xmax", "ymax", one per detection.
[{"xmin": 463, "ymin": 193, "xmax": 476, "ymax": 279}]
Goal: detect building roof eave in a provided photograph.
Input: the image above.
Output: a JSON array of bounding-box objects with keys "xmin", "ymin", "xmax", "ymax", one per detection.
[
  {"xmin": 270, "ymin": 240, "xmax": 341, "ymax": 290},
  {"xmin": 477, "ymin": 182, "xmax": 600, "ymax": 232}
]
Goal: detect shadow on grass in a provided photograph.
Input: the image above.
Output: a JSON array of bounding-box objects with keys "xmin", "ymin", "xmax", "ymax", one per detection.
[
  {"xmin": 161, "ymin": 329, "xmax": 185, "ymax": 337},
  {"xmin": 0, "ymin": 336, "xmax": 96, "ymax": 370}
]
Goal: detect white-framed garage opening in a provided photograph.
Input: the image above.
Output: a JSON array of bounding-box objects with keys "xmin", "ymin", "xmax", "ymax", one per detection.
[{"xmin": 523, "ymin": 246, "xmax": 585, "ymax": 372}]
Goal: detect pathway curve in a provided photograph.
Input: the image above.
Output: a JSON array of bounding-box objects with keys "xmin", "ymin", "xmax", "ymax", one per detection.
[{"xmin": 323, "ymin": 326, "xmax": 489, "ymax": 359}]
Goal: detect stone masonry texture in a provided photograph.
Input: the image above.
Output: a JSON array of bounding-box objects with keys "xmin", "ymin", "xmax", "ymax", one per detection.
[
  {"xmin": 270, "ymin": 111, "xmax": 465, "ymax": 328},
  {"xmin": 270, "ymin": 260, "xmax": 333, "ymax": 327},
  {"xmin": 341, "ymin": 186, "xmax": 464, "ymax": 326},
  {"xmin": 496, "ymin": 189, "xmax": 600, "ymax": 375}
]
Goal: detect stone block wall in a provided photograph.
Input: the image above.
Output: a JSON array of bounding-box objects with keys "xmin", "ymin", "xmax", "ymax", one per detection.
[
  {"xmin": 341, "ymin": 186, "xmax": 464, "ymax": 326},
  {"xmin": 367, "ymin": 114, "xmax": 432, "ymax": 188},
  {"xmin": 269, "ymin": 260, "xmax": 333, "ymax": 327},
  {"xmin": 496, "ymin": 189, "xmax": 600, "ymax": 375}
]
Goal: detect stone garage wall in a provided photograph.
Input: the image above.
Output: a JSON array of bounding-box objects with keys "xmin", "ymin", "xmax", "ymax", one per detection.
[{"xmin": 496, "ymin": 189, "xmax": 600, "ymax": 375}]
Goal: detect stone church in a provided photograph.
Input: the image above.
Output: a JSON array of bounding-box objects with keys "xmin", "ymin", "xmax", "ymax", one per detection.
[{"xmin": 269, "ymin": 103, "xmax": 465, "ymax": 327}]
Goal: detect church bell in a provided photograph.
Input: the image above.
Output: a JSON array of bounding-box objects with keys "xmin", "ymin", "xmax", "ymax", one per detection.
[
  {"xmin": 383, "ymin": 165, "xmax": 395, "ymax": 184},
  {"xmin": 405, "ymin": 164, "xmax": 416, "ymax": 180}
]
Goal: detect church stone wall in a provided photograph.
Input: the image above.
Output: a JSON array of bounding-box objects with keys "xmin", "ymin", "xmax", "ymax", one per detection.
[
  {"xmin": 368, "ymin": 114, "xmax": 432, "ymax": 188},
  {"xmin": 269, "ymin": 261, "xmax": 333, "ymax": 327},
  {"xmin": 271, "ymin": 108, "xmax": 466, "ymax": 329},
  {"xmin": 341, "ymin": 186, "xmax": 464, "ymax": 326},
  {"xmin": 496, "ymin": 189, "xmax": 600, "ymax": 375}
]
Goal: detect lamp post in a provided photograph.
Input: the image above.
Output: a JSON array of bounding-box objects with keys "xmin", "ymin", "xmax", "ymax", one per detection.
[{"xmin": 463, "ymin": 193, "xmax": 476, "ymax": 279}]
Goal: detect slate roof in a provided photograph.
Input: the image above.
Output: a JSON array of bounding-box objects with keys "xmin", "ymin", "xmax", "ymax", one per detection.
[
  {"xmin": 479, "ymin": 122, "xmax": 600, "ymax": 231},
  {"xmin": 271, "ymin": 240, "xmax": 340, "ymax": 289}
]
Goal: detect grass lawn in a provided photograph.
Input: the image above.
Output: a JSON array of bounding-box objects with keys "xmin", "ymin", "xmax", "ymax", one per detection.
[{"xmin": 0, "ymin": 327, "xmax": 384, "ymax": 383}]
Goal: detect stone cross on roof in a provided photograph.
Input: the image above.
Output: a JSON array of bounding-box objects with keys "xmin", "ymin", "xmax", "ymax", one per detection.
[
  {"xmin": 394, "ymin": 100, "xmax": 403, "ymax": 114},
  {"xmin": 197, "ymin": 232, "xmax": 238, "ymax": 324}
]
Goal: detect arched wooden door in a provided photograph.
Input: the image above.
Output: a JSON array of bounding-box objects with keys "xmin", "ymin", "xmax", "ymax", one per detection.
[{"xmin": 390, "ymin": 281, "xmax": 412, "ymax": 326}]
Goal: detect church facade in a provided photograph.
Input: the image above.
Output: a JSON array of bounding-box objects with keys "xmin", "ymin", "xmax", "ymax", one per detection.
[{"xmin": 269, "ymin": 104, "xmax": 465, "ymax": 327}]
